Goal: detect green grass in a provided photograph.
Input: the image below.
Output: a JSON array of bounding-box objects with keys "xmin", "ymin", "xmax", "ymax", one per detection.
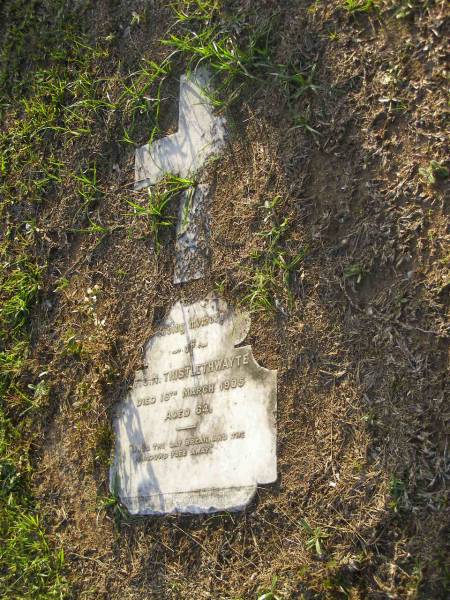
[
  {"xmin": 299, "ymin": 518, "xmax": 330, "ymax": 557},
  {"xmin": 257, "ymin": 576, "xmax": 282, "ymax": 600},
  {"xmin": 72, "ymin": 164, "xmax": 101, "ymax": 218},
  {"xmin": 127, "ymin": 175, "xmax": 196, "ymax": 251},
  {"xmin": 0, "ymin": 460, "xmax": 67, "ymax": 599},
  {"xmin": 244, "ymin": 197, "xmax": 307, "ymax": 313},
  {"xmin": 0, "ymin": 258, "xmax": 67, "ymax": 598},
  {"xmin": 119, "ymin": 58, "xmax": 172, "ymax": 145},
  {"xmin": 389, "ymin": 476, "xmax": 408, "ymax": 513},
  {"xmin": 163, "ymin": 1, "xmax": 317, "ymax": 109},
  {"xmin": 0, "ymin": 262, "xmax": 42, "ymax": 334},
  {"xmin": 419, "ymin": 160, "xmax": 449, "ymax": 185},
  {"xmin": 342, "ymin": 0, "xmax": 379, "ymax": 13},
  {"xmin": 343, "ymin": 263, "xmax": 365, "ymax": 284}
]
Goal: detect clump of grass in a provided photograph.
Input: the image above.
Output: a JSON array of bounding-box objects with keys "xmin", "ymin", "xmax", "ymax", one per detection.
[
  {"xmin": 343, "ymin": 263, "xmax": 365, "ymax": 284},
  {"xmin": 244, "ymin": 196, "xmax": 307, "ymax": 313},
  {"xmin": 127, "ymin": 175, "xmax": 196, "ymax": 251},
  {"xmin": 342, "ymin": 0, "xmax": 379, "ymax": 13},
  {"xmin": 0, "ymin": 261, "xmax": 42, "ymax": 334},
  {"xmin": 299, "ymin": 518, "xmax": 330, "ymax": 557},
  {"xmin": 419, "ymin": 160, "xmax": 449, "ymax": 185},
  {"xmin": 257, "ymin": 575, "xmax": 282, "ymax": 600},
  {"xmin": 98, "ymin": 475, "xmax": 131, "ymax": 529},
  {"xmin": 171, "ymin": 0, "xmax": 221, "ymax": 23},
  {"xmin": 163, "ymin": 1, "xmax": 317, "ymax": 109},
  {"xmin": 0, "ymin": 462, "xmax": 67, "ymax": 599},
  {"xmin": 94, "ymin": 423, "xmax": 114, "ymax": 466},
  {"xmin": 72, "ymin": 164, "xmax": 101, "ymax": 218},
  {"xmin": 389, "ymin": 476, "xmax": 408, "ymax": 513},
  {"xmin": 118, "ymin": 58, "xmax": 172, "ymax": 145},
  {"xmin": 244, "ymin": 269, "xmax": 278, "ymax": 313}
]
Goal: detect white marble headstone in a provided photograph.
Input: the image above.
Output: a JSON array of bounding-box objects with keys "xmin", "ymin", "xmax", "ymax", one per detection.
[
  {"xmin": 173, "ymin": 184, "xmax": 210, "ymax": 284},
  {"xmin": 134, "ymin": 68, "xmax": 226, "ymax": 284},
  {"xmin": 110, "ymin": 297, "xmax": 277, "ymax": 515},
  {"xmin": 135, "ymin": 68, "xmax": 226, "ymax": 190}
]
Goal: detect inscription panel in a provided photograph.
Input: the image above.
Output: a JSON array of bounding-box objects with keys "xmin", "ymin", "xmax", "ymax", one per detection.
[{"xmin": 110, "ymin": 296, "xmax": 277, "ymax": 515}]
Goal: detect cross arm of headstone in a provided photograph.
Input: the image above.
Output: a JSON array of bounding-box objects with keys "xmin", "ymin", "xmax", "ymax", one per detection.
[
  {"xmin": 135, "ymin": 68, "xmax": 226, "ymax": 190},
  {"xmin": 134, "ymin": 68, "xmax": 226, "ymax": 284}
]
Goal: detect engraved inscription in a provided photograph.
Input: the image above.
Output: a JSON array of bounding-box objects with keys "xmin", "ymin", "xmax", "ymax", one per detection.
[
  {"xmin": 220, "ymin": 377, "xmax": 245, "ymax": 390},
  {"xmin": 157, "ymin": 313, "xmax": 226, "ymax": 337},
  {"xmin": 111, "ymin": 297, "xmax": 277, "ymax": 515},
  {"xmin": 165, "ymin": 408, "xmax": 191, "ymax": 420},
  {"xmin": 183, "ymin": 383, "xmax": 215, "ymax": 397},
  {"xmin": 163, "ymin": 353, "xmax": 249, "ymax": 382}
]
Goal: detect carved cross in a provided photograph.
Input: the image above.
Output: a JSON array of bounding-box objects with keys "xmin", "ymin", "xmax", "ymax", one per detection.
[{"xmin": 134, "ymin": 68, "xmax": 226, "ymax": 284}]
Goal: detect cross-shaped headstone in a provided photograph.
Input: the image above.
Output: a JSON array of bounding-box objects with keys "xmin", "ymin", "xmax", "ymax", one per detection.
[
  {"xmin": 135, "ymin": 68, "xmax": 226, "ymax": 190},
  {"xmin": 134, "ymin": 68, "xmax": 226, "ymax": 283}
]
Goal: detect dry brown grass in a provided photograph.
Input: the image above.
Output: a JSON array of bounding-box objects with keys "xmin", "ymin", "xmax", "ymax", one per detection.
[{"xmin": 1, "ymin": 0, "xmax": 448, "ymax": 598}]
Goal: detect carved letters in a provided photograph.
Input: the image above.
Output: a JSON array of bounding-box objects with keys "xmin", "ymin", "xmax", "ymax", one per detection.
[{"xmin": 110, "ymin": 296, "xmax": 277, "ymax": 515}]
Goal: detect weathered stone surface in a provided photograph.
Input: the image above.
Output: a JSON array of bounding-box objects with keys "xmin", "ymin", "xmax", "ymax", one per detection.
[
  {"xmin": 173, "ymin": 184, "xmax": 210, "ymax": 284},
  {"xmin": 135, "ymin": 68, "xmax": 226, "ymax": 190},
  {"xmin": 110, "ymin": 297, "xmax": 277, "ymax": 515}
]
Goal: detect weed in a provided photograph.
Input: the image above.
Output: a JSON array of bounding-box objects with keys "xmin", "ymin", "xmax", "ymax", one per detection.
[
  {"xmin": 94, "ymin": 423, "xmax": 114, "ymax": 466},
  {"xmin": 214, "ymin": 278, "xmax": 226, "ymax": 294},
  {"xmin": 171, "ymin": 0, "xmax": 221, "ymax": 24},
  {"xmin": 74, "ymin": 217, "xmax": 110, "ymax": 236},
  {"xmin": 244, "ymin": 269, "xmax": 277, "ymax": 313},
  {"xmin": 362, "ymin": 410, "xmax": 377, "ymax": 427},
  {"xmin": 127, "ymin": 175, "xmax": 195, "ymax": 250},
  {"xmin": 54, "ymin": 277, "xmax": 69, "ymax": 293},
  {"xmin": 164, "ymin": 3, "xmax": 316, "ymax": 110},
  {"xmin": 419, "ymin": 160, "xmax": 449, "ymax": 185},
  {"xmin": 73, "ymin": 164, "xmax": 101, "ymax": 217},
  {"xmin": 389, "ymin": 476, "xmax": 408, "ymax": 513},
  {"xmin": 273, "ymin": 64, "xmax": 318, "ymax": 101},
  {"xmin": 344, "ymin": 263, "xmax": 365, "ymax": 284},
  {"xmin": 406, "ymin": 560, "xmax": 423, "ymax": 593},
  {"xmin": 163, "ymin": 29, "xmax": 256, "ymax": 80},
  {"xmin": 98, "ymin": 485, "xmax": 130, "ymax": 528},
  {"xmin": 0, "ymin": 261, "xmax": 42, "ymax": 334},
  {"xmin": 258, "ymin": 575, "xmax": 282, "ymax": 600},
  {"xmin": 118, "ymin": 59, "xmax": 171, "ymax": 144},
  {"xmin": 0, "ymin": 344, "xmax": 26, "ymax": 380},
  {"xmin": 342, "ymin": 0, "xmax": 378, "ymax": 13},
  {"xmin": 277, "ymin": 250, "xmax": 308, "ymax": 289},
  {"xmin": 290, "ymin": 112, "xmax": 320, "ymax": 136},
  {"xmin": 327, "ymin": 30, "xmax": 340, "ymax": 41},
  {"xmin": 63, "ymin": 332, "xmax": 84, "ymax": 357},
  {"xmin": 244, "ymin": 197, "xmax": 307, "ymax": 313},
  {"xmin": 0, "ymin": 474, "xmax": 67, "ymax": 599},
  {"xmin": 27, "ymin": 379, "xmax": 50, "ymax": 407},
  {"xmin": 299, "ymin": 518, "xmax": 330, "ymax": 557}
]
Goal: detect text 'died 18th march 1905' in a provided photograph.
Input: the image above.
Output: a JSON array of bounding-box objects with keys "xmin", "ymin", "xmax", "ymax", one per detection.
[{"xmin": 110, "ymin": 296, "xmax": 277, "ymax": 515}]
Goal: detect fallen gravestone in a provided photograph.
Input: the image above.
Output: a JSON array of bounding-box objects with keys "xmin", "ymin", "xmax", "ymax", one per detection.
[
  {"xmin": 110, "ymin": 297, "xmax": 277, "ymax": 514},
  {"xmin": 173, "ymin": 184, "xmax": 210, "ymax": 284},
  {"xmin": 134, "ymin": 68, "xmax": 225, "ymax": 190},
  {"xmin": 134, "ymin": 68, "xmax": 226, "ymax": 284}
]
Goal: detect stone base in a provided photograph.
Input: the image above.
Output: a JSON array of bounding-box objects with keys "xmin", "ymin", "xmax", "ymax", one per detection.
[{"xmin": 119, "ymin": 485, "xmax": 257, "ymax": 515}]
